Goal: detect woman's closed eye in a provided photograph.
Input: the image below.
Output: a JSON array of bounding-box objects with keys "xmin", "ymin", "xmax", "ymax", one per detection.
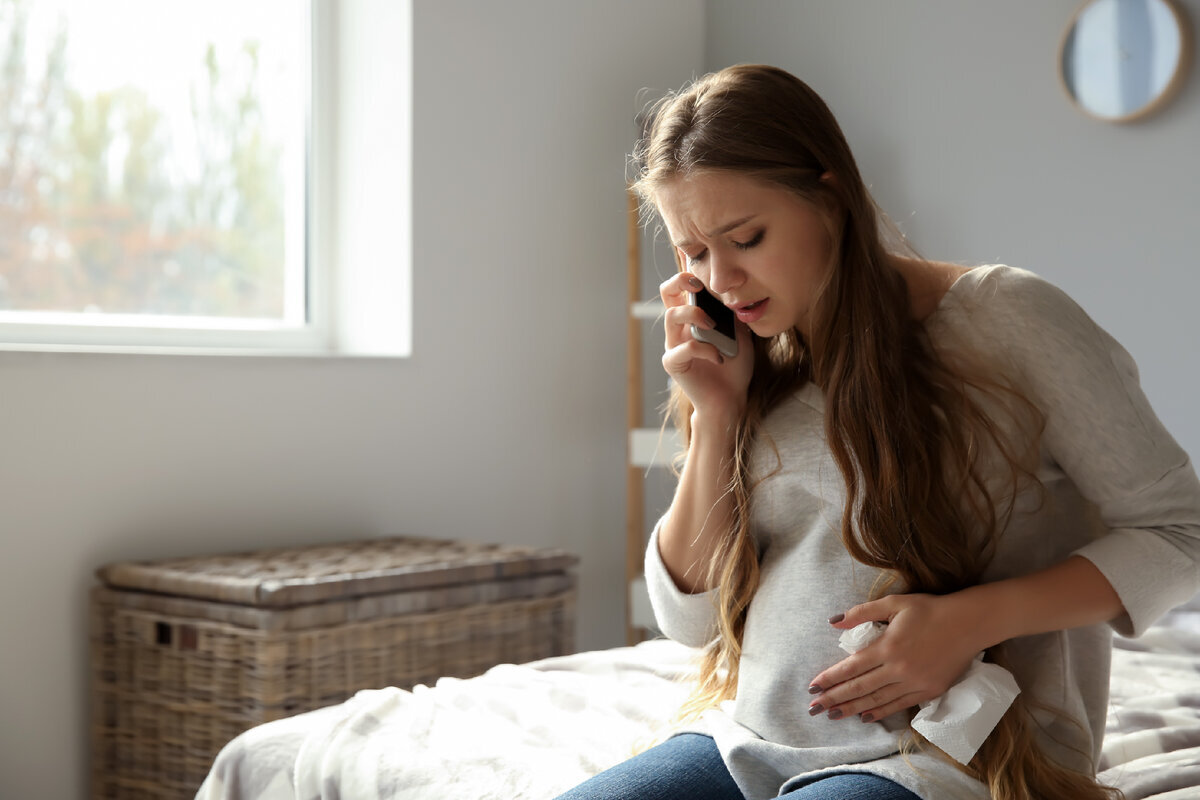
[
  {"xmin": 733, "ymin": 230, "xmax": 764, "ymax": 250},
  {"xmin": 683, "ymin": 231, "xmax": 764, "ymax": 265}
]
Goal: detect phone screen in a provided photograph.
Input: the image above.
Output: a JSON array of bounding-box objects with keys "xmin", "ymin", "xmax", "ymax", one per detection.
[{"xmin": 693, "ymin": 287, "xmax": 736, "ymax": 341}]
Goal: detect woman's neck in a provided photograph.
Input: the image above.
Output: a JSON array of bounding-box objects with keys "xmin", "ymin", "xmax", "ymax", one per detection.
[{"xmin": 890, "ymin": 255, "xmax": 971, "ymax": 321}]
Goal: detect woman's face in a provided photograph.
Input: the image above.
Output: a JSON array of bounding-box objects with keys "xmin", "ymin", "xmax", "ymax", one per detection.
[{"xmin": 655, "ymin": 170, "xmax": 835, "ymax": 341}]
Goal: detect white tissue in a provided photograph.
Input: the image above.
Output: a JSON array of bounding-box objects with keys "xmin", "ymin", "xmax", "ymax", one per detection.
[
  {"xmin": 911, "ymin": 656, "xmax": 1020, "ymax": 764},
  {"xmin": 835, "ymin": 621, "xmax": 1020, "ymax": 765},
  {"xmin": 838, "ymin": 621, "xmax": 887, "ymax": 654}
]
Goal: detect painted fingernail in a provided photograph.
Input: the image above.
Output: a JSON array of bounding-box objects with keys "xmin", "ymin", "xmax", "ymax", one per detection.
[
  {"xmin": 807, "ymin": 684, "xmax": 822, "ymax": 695},
  {"xmin": 860, "ymin": 713, "xmax": 874, "ymax": 724},
  {"xmin": 828, "ymin": 709, "xmax": 843, "ymax": 720},
  {"xmin": 688, "ymin": 277, "xmax": 703, "ymax": 289},
  {"xmin": 828, "ymin": 613, "xmax": 845, "ymax": 624},
  {"xmin": 808, "ymin": 704, "xmax": 823, "ymax": 716}
]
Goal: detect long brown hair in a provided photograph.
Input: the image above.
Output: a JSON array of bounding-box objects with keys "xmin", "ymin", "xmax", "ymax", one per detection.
[{"xmin": 631, "ymin": 64, "xmax": 1121, "ymax": 800}]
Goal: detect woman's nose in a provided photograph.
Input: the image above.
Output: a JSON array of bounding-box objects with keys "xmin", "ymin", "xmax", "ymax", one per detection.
[{"xmin": 706, "ymin": 252, "xmax": 744, "ymax": 296}]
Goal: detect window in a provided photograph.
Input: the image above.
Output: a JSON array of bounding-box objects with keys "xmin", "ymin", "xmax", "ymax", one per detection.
[{"xmin": 0, "ymin": 0, "xmax": 411, "ymax": 355}]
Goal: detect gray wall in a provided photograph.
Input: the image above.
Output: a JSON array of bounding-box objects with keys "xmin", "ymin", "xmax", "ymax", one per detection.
[
  {"xmin": 705, "ymin": 0, "xmax": 1200, "ymax": 457},
  {"xmin": 0, "ymin": 3, "xmax": 704, "ymax": 797}
]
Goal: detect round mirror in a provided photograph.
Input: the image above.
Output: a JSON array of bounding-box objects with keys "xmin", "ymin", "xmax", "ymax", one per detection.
[{"xmin": 1060, "ymin": 0, "xmax": 1194, "ymax": 123}]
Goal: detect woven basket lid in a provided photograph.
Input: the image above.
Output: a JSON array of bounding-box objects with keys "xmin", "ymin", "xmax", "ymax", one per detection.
[{"xmin": 96, "ymin": 537, "xmax": 578, "ymax": 608}]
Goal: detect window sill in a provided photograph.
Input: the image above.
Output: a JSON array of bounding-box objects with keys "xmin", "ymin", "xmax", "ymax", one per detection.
[
  {"xmin": 0, "ymin": 342, "xmax": 409, "ymax": 358},
  {"xmin": 0, "ymin": 317, "xmax": 409, "ymax": 358}
]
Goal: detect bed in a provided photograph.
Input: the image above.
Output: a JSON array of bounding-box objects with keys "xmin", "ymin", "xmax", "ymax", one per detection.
[{"xmin": 196, "ymin": 598, "xmax": 1200, "ymax": 800}]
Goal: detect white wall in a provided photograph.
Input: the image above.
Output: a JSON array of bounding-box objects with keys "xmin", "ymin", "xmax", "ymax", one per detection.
[
  {"xmin": 704, "ymin": 0, "xmax": 1200, "ymax": 456},
  {"xmin": 0, "ymin": 2, "xmax": 704, "ymax": 797}
]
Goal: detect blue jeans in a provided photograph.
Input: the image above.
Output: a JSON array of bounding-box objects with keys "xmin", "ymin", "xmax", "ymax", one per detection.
[{"xmin": 553, "ymin": 733, "xmax": 921, "ymax": 800}]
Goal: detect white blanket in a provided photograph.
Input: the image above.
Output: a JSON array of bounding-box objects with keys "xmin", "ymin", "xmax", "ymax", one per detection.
[
  {"xmin": 197, "ymin": 614, "xmax": 1200, "ymax": 800},
  {"xmin": 197, "ymin": 640, "xmax": 695, "ymax": 800}
]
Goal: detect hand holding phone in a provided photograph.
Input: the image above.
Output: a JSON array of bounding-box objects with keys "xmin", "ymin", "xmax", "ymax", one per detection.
[{"xmin": 687, "ymin": 283, "xmax": 738, "ymax": 359}]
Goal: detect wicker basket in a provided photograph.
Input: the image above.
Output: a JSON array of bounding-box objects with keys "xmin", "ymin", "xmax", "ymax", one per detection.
[{"xmin": 89, "ymin": 537, "xmax": 578, "ymax": 800}]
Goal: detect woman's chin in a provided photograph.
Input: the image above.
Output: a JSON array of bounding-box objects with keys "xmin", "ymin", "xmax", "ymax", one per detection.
[{"xmin": 748, "ymin": 319, "xmax": 788, "ymax": 339}]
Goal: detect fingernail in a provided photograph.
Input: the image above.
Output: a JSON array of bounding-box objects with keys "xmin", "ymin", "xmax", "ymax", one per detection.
[
  {"xmin": 808, "ymin": 704, "xmax": 823, "ymax": 716},
  {"xmin": 860, "ymin": 713, "xmax": 874, "ymax": 724},
  {"xmin": 828, "ymin": 613, "xmax": 845, "ymax": 624},
  {"xmin": 688, "ymin": 277, "xmax": 703, "ymax": 289},
  {"xmin": 807, "ymin": 684, "xmax": 822, "ymax": 695},
  {"xmin": 828, "ymin": 709, "xmax": 843, "ymax": 720}
]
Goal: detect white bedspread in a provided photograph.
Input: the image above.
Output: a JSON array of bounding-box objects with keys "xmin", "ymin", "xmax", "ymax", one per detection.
[
  {"xmin": 197, "ymin": 613, "xmax": 1200, "ymax": 800},
  {"xmin": 197, "ymin": 640, "xmax": 696, "ymax": 800}
]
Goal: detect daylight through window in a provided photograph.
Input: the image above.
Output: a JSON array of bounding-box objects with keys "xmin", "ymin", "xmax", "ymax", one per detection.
[{"xmin": 0, "ymin": 0, "xmax": 308, "ymax": 336}]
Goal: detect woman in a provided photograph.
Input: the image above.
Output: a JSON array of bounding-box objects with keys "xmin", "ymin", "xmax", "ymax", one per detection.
[{"xmin": 556, "ymin": 64, "xmax": 1200, "ymax": 800}]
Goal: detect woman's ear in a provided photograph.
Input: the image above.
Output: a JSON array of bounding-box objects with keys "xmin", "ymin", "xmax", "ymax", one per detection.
[{"xmin": 819, "ymin": 170, "xmax": 835, "ymax": 185}]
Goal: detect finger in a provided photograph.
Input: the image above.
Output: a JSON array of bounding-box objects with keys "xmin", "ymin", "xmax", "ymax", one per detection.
[
  {"xmin": 659, "ymin": 272, "xmax": 703, "ymax": 309},
  {"xmin": 829, "ymin": 596, "xmax": 897, "ymax": 630},
  {"xmin": 812, "ymin": 671, "xmax": 901, "ymax": 720},
  {"xmin": 808, "ymin": 650, "xmax": 881, "ymax": 697},
  {"xmin": 857, "ymin": 692, "xmax": 925, "ymax": 725},
  {"xmin": 663, "ymin": 304, "xmax": 716, "ymax": 348},
  {"xmin": 809, "ymin": 659, "xmax": 886, "ymax": 709},
  {"xmin": 662, "ymin": 339, "xmax": 725, "ymax": 375}
]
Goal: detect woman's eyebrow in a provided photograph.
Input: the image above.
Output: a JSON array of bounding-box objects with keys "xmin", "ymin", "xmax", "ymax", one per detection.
[{"xmin": 673, "ymin": 215, "xmax": 758, "ymax": 249}]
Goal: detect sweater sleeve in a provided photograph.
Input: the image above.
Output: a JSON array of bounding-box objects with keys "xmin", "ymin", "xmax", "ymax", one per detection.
[
  {"xmin": 994, "ymin": 268, "xmax": 1200, "ymax": 637},
  {"xmin": 644, "ymin": 517, "xmax": 720, "ymax": 647}
]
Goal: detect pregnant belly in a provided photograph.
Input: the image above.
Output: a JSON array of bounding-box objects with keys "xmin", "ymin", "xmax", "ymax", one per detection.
[{"xmin": 733, "ymin": 545, "xmax": 899, "ymax": 749}]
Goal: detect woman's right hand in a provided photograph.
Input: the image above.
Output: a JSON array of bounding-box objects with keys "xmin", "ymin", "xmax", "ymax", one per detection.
[{"xmin": 660, "ymin": 272, "xmax": 755, "ymax": 422}]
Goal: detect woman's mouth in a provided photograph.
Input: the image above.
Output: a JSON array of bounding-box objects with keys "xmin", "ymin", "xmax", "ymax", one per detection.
[{"xmin": 733, "ymin": 299, "xmax": 769, "ymax": 323}]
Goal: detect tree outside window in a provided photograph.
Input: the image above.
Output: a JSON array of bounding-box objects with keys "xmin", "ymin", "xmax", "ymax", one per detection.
[{"xmin": 0, "ymin": 0, "xmax": 307, "ymax": 326}]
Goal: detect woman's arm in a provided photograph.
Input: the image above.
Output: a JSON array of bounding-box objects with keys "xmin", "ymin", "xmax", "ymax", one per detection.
[
  {"xmin": 642, "ymin": 271, "xmax": 755, "ymax": 643},
  {"xmin": 642, "ymin": 410, "xmax": 743, "ymax": 647},
  {"xmin": 959, "ymin": 555, "xmax": 1125, "ymax": 644},
  {"xmin": 807, "ymin": 557, "xmax": 1123, "ymax": 723},
  {"xmin": 655, "ymin": 410, "xmax": 741, "ymax": 594}
]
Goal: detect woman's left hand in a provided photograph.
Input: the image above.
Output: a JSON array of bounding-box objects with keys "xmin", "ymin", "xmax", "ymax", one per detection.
[{"xmin": 807, "ymin": 593, "xmax": 986, "ymax": 723}]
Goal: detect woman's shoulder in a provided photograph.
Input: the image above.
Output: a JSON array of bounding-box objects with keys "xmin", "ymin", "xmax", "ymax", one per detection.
[
  {"xmin": 946, "ymin": 263, "xmax": 1061, "ymax": 304},
  {"xmin": 939, "ymin": 264, "xmax": 1091, "ymax": 335},
  {"xmin": 935, "ymin": 265, "xmax": 1123, "ymax": 390},
  {"xmin": 908, "ymin": 259, "xmax": 1075, "ymax": 326}
]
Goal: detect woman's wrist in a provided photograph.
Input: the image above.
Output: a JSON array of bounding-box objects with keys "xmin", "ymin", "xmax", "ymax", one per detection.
[
  {"xmin": 690, "ymin": 406, "xmax": 744, "ymax": 440},
  {"xmin": 949, "ymin": 582, "xmax": 1018, "ymax": 654}
]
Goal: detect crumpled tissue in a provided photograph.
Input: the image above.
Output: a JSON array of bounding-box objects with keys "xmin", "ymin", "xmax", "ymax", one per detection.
[{"xmin": 837, "ymin": 621, "xmax": 1020, "ymax": 765}]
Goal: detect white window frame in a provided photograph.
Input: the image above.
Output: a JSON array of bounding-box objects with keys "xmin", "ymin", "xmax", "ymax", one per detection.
[{"xmin": 0, "ymin": 0, "xmax": 412, "ymax": 357}]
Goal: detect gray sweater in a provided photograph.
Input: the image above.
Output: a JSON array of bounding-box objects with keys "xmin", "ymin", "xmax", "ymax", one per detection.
[{"xmin": 645, "ymin": 265, "xmax": 1200, "ymax": 799}]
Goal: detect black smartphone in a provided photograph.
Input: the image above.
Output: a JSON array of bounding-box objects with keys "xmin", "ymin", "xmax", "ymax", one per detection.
[{"xmin": 687, "ymin": 285, "xmax": 738, "ymax": 358}]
